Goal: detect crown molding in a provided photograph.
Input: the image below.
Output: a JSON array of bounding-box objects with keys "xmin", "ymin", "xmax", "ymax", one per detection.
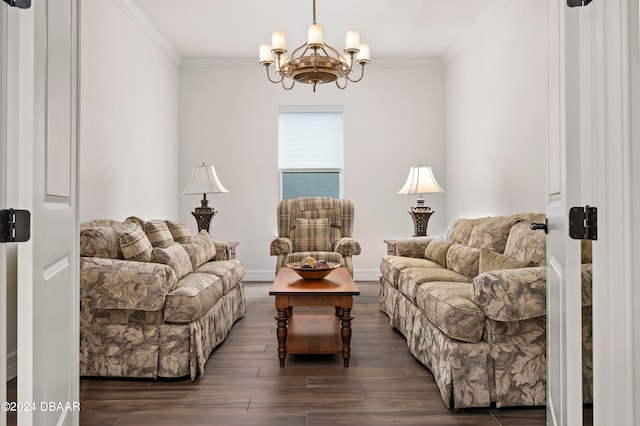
[
  {"xmin": 112, "ymin": 0, "xmax": 182, "ymax": 67},
  {"xmin": 180, "ymin": 57, "xmax": 443, "ymax": 70}
]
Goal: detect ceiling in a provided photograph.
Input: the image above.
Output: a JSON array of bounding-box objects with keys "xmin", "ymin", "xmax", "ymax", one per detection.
[{"xmin": 132, "ymin": 0, "xmax": 498, "ymax": 60}]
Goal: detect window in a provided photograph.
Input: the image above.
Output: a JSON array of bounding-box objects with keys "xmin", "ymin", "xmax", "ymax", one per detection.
[{"xmin": 278, "ymin": 106, "xmax": 343, "ymax": 200}]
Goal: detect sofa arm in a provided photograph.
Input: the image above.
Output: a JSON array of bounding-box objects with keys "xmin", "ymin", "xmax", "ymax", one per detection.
[
  {"xmin": 334, "ymin": 237, "xmax": 361, "ymax": 256},
  {"xmin": 394, "ymin": 236, "xmax": 442, "ymax": 258},
  {"xmin": 80, "ymin": 257, "xmax": 176, "ymax": 311},
  {"xmin": 473, "ymin": 266, "xmax": 547, "ymax": 321},
  {"xmin": 270, "ymin": 237, "xmax": 293, "ymax": 256},
  {"xmin": 213, "ymin": 241, "xmax": 230, "ymax": 261}
]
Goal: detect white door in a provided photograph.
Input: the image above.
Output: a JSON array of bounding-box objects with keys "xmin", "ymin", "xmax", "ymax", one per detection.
[
  {"xmin": 546, "ymin": 2, "xmax": 586, "ymax": 425},
  {"xmin": 11, "ymin": 1, "xmax": 79, "ymax": 425},
  {"xmin": 0, "ymin": 5, "xmax": 8, "ymax": 426}
]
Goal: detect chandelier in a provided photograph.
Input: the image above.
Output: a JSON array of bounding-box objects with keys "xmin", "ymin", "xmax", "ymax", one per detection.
[{"xmin": 258, "ymin": 0, "xmax": 370, "ymax": 92}]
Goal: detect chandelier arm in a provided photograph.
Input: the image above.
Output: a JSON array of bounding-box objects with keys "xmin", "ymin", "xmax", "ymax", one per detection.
[
  {"xmin": 335, "ymin": 78, "xmax": 348, "ymax": 90},
  {"xmin": 345, "ymin": 63, "xmax": 366, "ymax": 83},
  {"xmin": 282, "ymin": 78, "xmax": 295, "ymax": 90},
  {"xmin": 264, "ymin": 65, "xmax": 285, "ymax": 84}
]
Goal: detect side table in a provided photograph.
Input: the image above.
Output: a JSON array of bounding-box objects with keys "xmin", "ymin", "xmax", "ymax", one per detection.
[
  {"xmin": 383, "ymin": 239, "xmax": 398, "ymax": 255},
  {"xmin": 226, "ymin": 241, "xmax": 239, "ymax": 259}
]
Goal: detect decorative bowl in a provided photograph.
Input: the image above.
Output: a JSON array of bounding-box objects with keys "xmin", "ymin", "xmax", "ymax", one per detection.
[{"xmin": 287, "ymin": 261, "xmax": 342, "ymax": 280}]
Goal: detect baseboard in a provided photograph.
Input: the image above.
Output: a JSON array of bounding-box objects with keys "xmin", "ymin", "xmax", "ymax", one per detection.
[
  {"xmin": 7, "ymin": 351, "xmax": 16, "ymax": 380},
  {"xmin": 243, "ymin": 269, "xmax": 380, "ymax": 282}
]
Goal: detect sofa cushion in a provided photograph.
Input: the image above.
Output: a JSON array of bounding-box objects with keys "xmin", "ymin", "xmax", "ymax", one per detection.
[
  {"xmin": 415, "ymin": 282, "xmax": 485, "ymax": 343},
  {"xmin": 192, "ymin": 230, "xmax": 217, "ymax": 260},
  {"xmin": 449, "ymin": 218, "xmax": 475, "ymax": 245},
  {"xmin": 446, "ymin": 243, "xmax": 480, "ymax": 279},
  {"xmin": 380, "ymin": 255, "xmax": 442, "ymax": 286},
  {"xmin": 163, "ymin": 273, "xmax": 224, "ymax": 323},
  {"xmin": 467, "ymin": 216, "xmax": 522, "ymax": 253},
  {"xmin": 166, "ymin": 220, "xmax": 192, "ymax": 244},
  {"xmin": 120, "ymin": 223, "xmax": 153, "ymax": 262},
  {"xmin": 80, "ymin": 225, "xmax": 124, "ymax": 259},
  {"xmin": 291, "ymin": 218, "xmax": 331, "ymax": 252},
  {"xmin": 398, "ymin": 266, "xmax": 470, "ymax": 303},
  {"xmin": 503, "ymin": 219, "xmax": 547, "ymax": 266},
  {"xmin": 181, "ymin": 240, "xmax": 209, "ymax": 270},
  {"xmin": 151, "ymin": 243, "xmax": 193, "ymax": 280},
  {"xmin": 479, "ymin": 248, "xmax": 535, "ymax": 274},
  {"xmin": 424, "ymin": 240, "xmax": 454, "ymax": 268},
  {"xmin": 143, "ymin": 220, "xmax": 175, "ymax": 248},
  {"xmin": 195, "ymin": 259, "xmax": 244, "ymax": 294}
]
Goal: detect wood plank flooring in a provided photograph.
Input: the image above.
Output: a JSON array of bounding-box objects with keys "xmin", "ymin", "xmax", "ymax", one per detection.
[{"xmin": 9, "ymin": 281, "xmax": 592, "ymax": 425}]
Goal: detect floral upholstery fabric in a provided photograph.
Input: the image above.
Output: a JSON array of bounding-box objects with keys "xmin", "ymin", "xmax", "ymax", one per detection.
[
  {"xmin": 80, "ymin": 218, "xmax": 246, "ymax": 380},
  {"xmin": 394, "ymin": 236, "xmax": 439, "ymax": 258},
  {"xmin": 163, "ymin": 274, "xmax": 223, "ymax": 323},
  {"xmin": 80, "ymin": 225, "xmax": 125, "ymax": 259},
  {"xmin": 271, "ymin": 197, "xmax": 360, "ymax": 276},
  {"xmin": 424, "ymin": 239, "xmax": 454, "ymax": 267},
  {"xmin": 479, "ymin": 248, "xmax": 535, "ymax": 274},
  {"xmin": 398, "ymin": 266, "xmax": 470, "ymax": 303},
  {"xmin": 379, "ymin": 213, "xmax": 593, "ymax": 409},
  {"xmin": 446, "ymin": 243, "xmax": 480, "ymax": 279},
  {"xmin": 151, "ymin": 243, "xmax": 193, "ymax": 280},
  {"xmin": 415, "ymin": 282, "xmax": 485, "ymax": 343},
  {"xmin": 467, "ymin": 216, "xmax": 522, "ymax": 253},
  {"xmin": 473, "ymin": 267, "xmax": 546, "ymax": 321}
]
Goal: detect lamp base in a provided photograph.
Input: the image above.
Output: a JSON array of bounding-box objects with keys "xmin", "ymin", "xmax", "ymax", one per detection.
[
  {"xmin": 192, "ymin": 206, "xmax": 217, "ymax": 233},
  {"xmin": 408, "ymin": 207, "xmax": 434, "ymax": 237}
]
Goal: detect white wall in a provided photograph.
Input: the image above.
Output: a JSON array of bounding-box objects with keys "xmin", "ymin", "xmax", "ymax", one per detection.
[
  {"xmin": 444, "ymin": 0, "xmax": 547, "ymax": 219},
  {"xmin": 179, "ymin": 60, "xmax": 446, "ymax": 280},
  {"xmin": 79, "ymin": 0, "xmax": 180, "ymax": 222}
]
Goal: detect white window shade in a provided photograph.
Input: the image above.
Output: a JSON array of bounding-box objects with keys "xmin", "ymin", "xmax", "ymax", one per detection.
[{"xmin": 278, "ymin": 111, "xmax": 344, "ymax": 169}]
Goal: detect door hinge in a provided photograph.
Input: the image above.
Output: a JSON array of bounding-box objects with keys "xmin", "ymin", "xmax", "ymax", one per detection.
[
  {"xmin": 1, "ymin": 0, "xmax": 31, "ymax": 9},
  {"xmin": 569, "ymin": 206, "xmax": 597, "ymax": 240},
  {"xmin": 567, "ymin": 0, "xmax": 593, "ymax": 7},
  {"xmin": 0, "ymin": 209, "xmax": 31, "ymax": 243}
]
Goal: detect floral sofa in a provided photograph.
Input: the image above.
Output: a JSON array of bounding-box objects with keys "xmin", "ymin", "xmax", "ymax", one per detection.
[
  {"xmin": 80, "ymin": 217, "xmax": 246, "ymax": 380},
  {"xmin": 379, "ymin": 213, "xmax": 593, "ymax": 409}
]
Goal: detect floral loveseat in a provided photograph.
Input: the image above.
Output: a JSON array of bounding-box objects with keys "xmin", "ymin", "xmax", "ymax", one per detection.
[
  {"xmin": 80, "ymin": 217, "xmax": 246, "ymax": 380},
  {"xmin": 379, "ymin": 213, "xmax": 593, "ymax": 409}
]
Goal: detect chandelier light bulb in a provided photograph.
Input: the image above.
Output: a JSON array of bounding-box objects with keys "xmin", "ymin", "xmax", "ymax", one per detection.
[
  {"xmin": 259, "ymin": 44, "xmax": 273, "ymax": 65},
  {"xmin": 271, "ymin": 30, "xmax": 286, "ymax": 53},
  {"xmin": 308, "ymin": 24, "xmax": 323, "ymax": 46},
  {"xmin": 357, "ymin": 43, "xmax": 370, "ymax": 63},
  {"xmin": 345, "ymin": 30, "xmax": 360, "ymax": 53}
]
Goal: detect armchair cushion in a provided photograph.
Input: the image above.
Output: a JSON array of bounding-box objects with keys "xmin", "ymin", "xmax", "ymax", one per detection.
[
  {"xmin": 291, "ymin": 218, "xmax": 331, "ymax": 252},
  {"xmin": 151, "ymin": 243, "xmax": 193, "ymax": 280},
  {"xmin": 479, "ymin": 248, "xmax": 535, "ymax": 274},
  {"xmin": 143, "ymin": 220, "xmax": 175, "ymax": 248},
  {"xmin": 334, "ymin": 237, "xmax": 361, "ymax": 256},
  {"xmin": 120, "ymin": 223, "xmax": 153, "ymax": 262}
]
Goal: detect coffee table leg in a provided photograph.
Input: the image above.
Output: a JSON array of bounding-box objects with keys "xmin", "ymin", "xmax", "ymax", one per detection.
[
  {"xmin": 275, "ymin": 307, "xmax": 289, "ymax": 367},
  {"xmin": 340, "ymin": 307, "xmax": 353, "ymax": 367}
]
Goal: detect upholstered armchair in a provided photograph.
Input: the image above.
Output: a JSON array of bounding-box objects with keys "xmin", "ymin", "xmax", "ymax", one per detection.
[{"xmin": 270, "ymin": 197, "xmax": 361, "ymax": 276}]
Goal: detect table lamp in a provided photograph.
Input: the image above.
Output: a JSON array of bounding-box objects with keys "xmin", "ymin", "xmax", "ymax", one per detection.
[
  {"xmin": 183, "ymin": 163, "xmax": 229, "ymax": 232},
  {"xmin": 397, "ymin": 166, "xmax": 445, "ymax": 236}
]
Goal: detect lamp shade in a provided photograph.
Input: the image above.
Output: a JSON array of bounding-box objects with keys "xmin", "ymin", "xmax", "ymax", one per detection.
[
  {"xmin": 397, "ymin": 166, "xmax": 445, "ymax": 195},
  {"xmin": 183, "ymin": 164, "xmax": 229, "ymax": 195}
]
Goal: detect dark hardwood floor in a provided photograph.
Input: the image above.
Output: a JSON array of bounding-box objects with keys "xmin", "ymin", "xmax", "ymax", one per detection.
[{"xmin": 8, "ymin": 280, "xmax": 592, "ymax": 425}]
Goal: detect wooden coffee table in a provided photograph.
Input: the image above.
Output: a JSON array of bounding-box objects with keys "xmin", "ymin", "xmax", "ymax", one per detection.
[{"xmin": 269, "ymin": 266, "xmax": 360, "ymax": 367}]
